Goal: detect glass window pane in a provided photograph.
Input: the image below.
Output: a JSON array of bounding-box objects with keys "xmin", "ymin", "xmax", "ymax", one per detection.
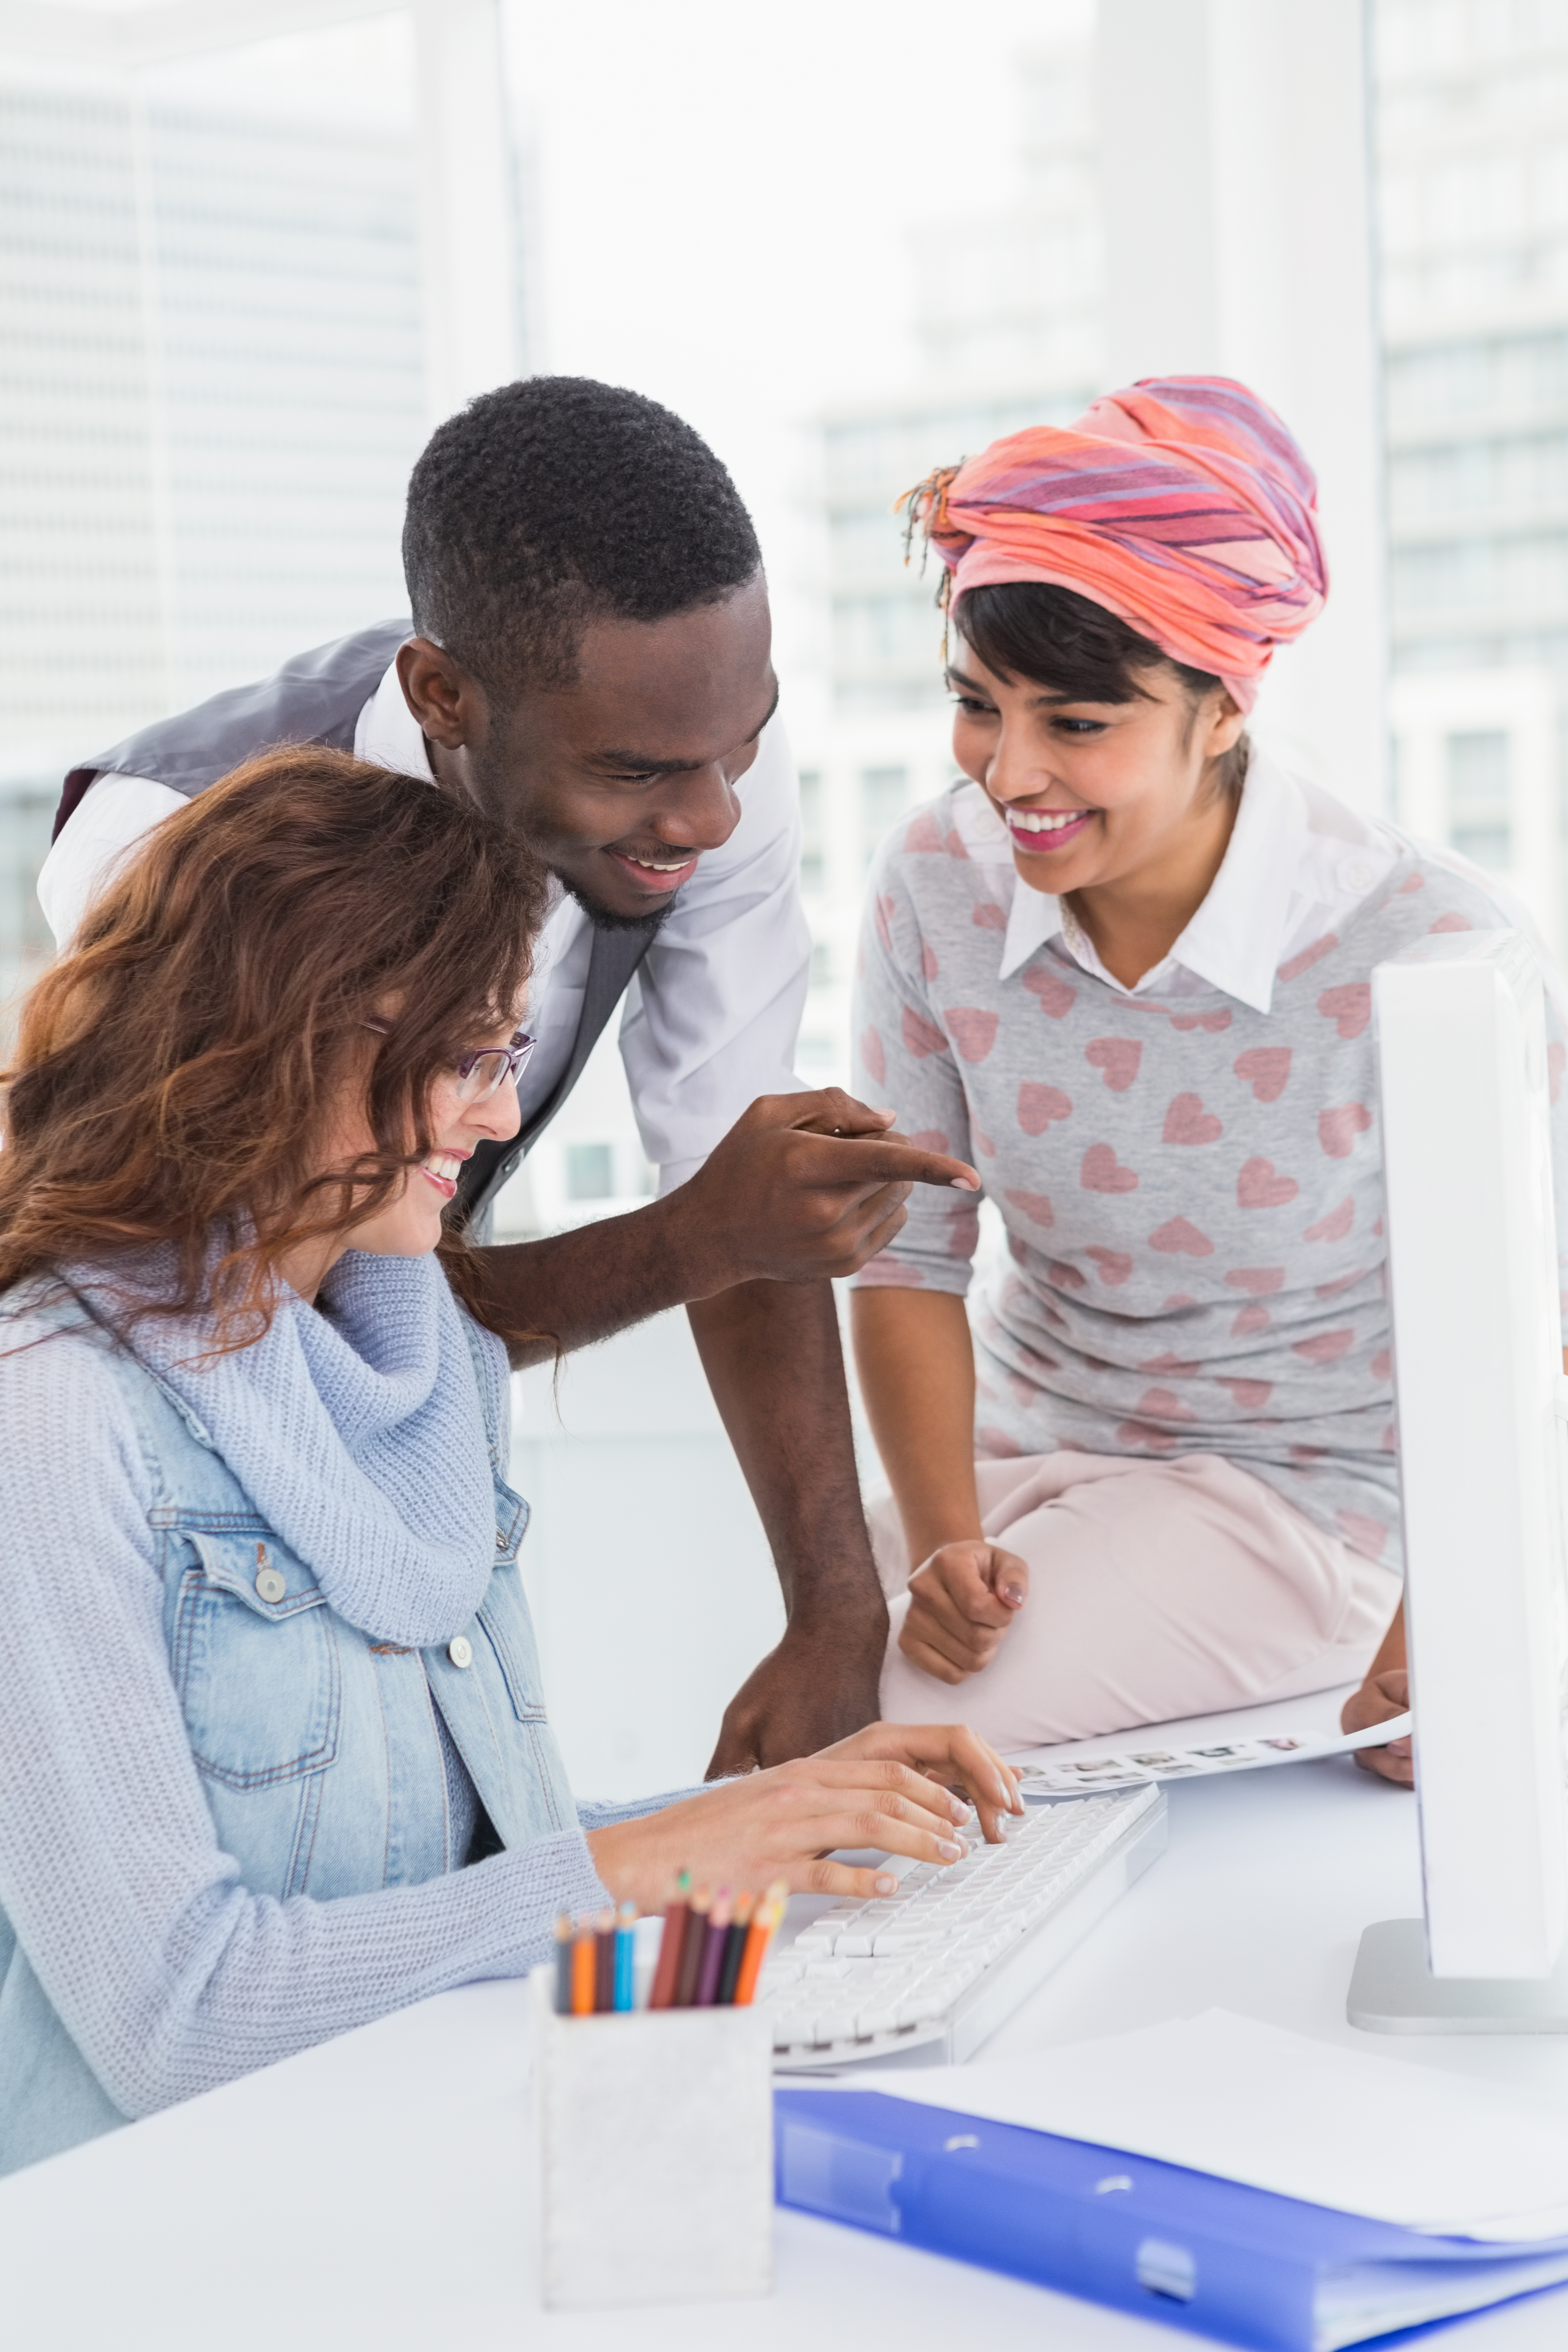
[{"xmin": 564, "ymin": 1142, "xmax": 615, "ymax": 1201}]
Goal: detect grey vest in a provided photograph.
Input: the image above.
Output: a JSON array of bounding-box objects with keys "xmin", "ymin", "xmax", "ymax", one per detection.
[{"xmin": 58, "ymin": 621, "xmax": 652, "ymax": 1226}]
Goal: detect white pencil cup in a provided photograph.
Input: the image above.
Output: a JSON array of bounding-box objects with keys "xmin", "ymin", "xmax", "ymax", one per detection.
[{"xmin": 528, "ymin": 1965, "xmax": 775, "ymax": 2310}]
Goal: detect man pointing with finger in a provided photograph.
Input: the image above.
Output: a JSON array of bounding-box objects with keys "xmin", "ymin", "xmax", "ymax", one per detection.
[{"xmin": 40, "ymin": 375, "xmax": 978, "ymax": 1775}]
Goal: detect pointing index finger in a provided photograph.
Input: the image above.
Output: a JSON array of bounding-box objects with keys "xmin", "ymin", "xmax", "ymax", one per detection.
[
  {"xmin": 851, "ymin": 1140, "xmax": 980, "ymax": 1191},
  {"xmin": 793, "ymin": 1134, "xmax": 978, "ymax": 1191}
]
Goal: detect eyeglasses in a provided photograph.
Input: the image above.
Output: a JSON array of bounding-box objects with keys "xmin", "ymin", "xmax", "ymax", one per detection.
[
  {"xmin": 452, "ymin": 1033, "xmax": 536, "ymax": 1105},
  {"xmin": 362, "ymin": 1020, "xmax": 536, "ymax": 1106}
]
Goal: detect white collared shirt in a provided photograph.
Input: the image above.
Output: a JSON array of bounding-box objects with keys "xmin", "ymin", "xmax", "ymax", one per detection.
[
  {"xmin": 946, "ymin": 749, "xmax": 1404, "ymax": 1009},
  {"xmin": 37, "ymin": 658, "xmax": 812, "ymax": 1188}
]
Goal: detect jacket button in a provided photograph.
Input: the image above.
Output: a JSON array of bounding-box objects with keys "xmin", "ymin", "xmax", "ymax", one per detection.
[
  {"xmin": 494, "ymin": 1529, "xmax": 507, "ymax": 1550},
  {"xmin": 448, "ymin": 1635, "xmax": 474, "ymax": 1669},
  {"xmin": 255, "ymin": 1567, "xmax": 286, "ymax": 1604}
]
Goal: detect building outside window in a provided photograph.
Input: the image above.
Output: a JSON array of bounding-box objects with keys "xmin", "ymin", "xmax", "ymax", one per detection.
[
  {"xmin": 1, "ymin": 50, "xmax": 425, "ymax": 762},
  {"xmin": 1446, "ymin": 728, "xmax": 1513, "ymax": 869},
  {"xmin": 1374, "ymin": 0, "xmax": 1568, "ymax": 956},
  {"xmin": 0, "ymin": 775, "xmax": 56, "ymax": 1026}
]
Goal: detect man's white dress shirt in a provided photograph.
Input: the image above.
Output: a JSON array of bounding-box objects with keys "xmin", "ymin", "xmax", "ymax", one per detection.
[{"xmin": 38, "ymin": 658, "xmax": 812, "ymax": 1190}]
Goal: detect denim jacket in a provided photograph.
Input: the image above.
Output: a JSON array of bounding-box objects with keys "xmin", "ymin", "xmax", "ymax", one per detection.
[{"xmin": 0, "ymin": 1278, "xmax": 583, "ymax": 2167}]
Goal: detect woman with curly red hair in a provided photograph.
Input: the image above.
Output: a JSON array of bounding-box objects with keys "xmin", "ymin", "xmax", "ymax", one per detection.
[{"xmin": 0, "ymin": 746, "xmax": 1016, "ymax": 2177}]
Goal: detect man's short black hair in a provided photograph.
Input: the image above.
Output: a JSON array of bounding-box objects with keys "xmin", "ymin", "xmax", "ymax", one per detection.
[{"xmin": 402, "ymin": 376, "xmax": 763, "ymax": 697}]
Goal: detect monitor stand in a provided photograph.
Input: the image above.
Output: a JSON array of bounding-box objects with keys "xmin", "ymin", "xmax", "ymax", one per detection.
[{"xmin": 1350, "ymin": 1918, "xmax": 1568, "ymax": 2033}]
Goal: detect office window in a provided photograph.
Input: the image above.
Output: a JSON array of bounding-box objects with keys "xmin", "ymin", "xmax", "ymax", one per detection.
[
  {"xmin": 1387, "ymin": 434, "xmax": 1568, "ymax": 523},
  {"xmin": 828, "ymin": 512, "xmax": 905, "ymax": 579},
  {"xmin": 1446, "ymin": 728, "xmax": 1512, "ymax": 868},
  {"xmin": 564, "ymin": 1142, "xmax": 615, "ymax": 1202},
  {"xmin": 1383, "ymin": 330, "xmax": 1568, "ymax": 430},
  {"xmin": 0, "ymin": 787, "xmax": 56, "ymax": 1031},
  {"xmin": 862, "ymin": 766, "xmax": 911, "ymax": 840},
  {"xmin": 797, "ymin": 768, "xmax": 825, "ymax": 896},
  {"xmin": 0, "ymin": 73, "xmax": 423, "ymax": 743}
]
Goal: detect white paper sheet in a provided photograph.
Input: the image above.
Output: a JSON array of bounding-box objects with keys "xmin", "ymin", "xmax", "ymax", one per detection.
[
  {"xmin": 829, "ymin": 2010, "xmax": 1568, "ymax": 2242},
  {"xmin": 1013, "ymin": 1714, "xmax": 1412, "ymax": 1797}
]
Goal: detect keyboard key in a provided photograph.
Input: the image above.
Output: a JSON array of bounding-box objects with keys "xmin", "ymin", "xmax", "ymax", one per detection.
[
  {"xmin": 871, "ymin": 1925, "xmax": 940, "ymax": 1956},
  {"xmin": 896, "ymin": 1982, "xmax": 951, "ymax": 2028},
  {"xmin": 810, "ymin": 2005, "xmax": 860, "ymax": 2043},
  {"xmin": 768, "ymin": 2013, "xmax": 817, "ymax": 2048},
  {"xmin": 854, "ymin": 1997, "xmax": 903, "ymax": 2037}
]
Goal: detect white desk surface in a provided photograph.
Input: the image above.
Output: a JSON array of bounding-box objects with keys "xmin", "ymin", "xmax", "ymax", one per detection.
[{"xmin": 8, "ymin": 1728, "xmax": 1568, "ymax": 2352}]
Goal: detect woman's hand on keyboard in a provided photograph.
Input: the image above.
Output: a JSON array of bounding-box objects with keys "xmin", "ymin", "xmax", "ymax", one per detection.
[
  {"xmin": 584, "ymin": 1722, "xmax": 1024, "ymax": 1910},
  {"xmin": 898, "ymin": 1540, "xmax": 1030, "ymax": 1682}
]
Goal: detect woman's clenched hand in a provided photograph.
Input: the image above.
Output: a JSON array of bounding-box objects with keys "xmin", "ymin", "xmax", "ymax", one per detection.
[{"xmin": 897, "ymin": 1539, "xmax": 1029, "ymax": 1684}]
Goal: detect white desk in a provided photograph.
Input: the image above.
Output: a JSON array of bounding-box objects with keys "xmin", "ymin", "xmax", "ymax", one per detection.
[{"xmin": 7, "ymin": 1750, "xmax": 1568, "ymax": 2351}]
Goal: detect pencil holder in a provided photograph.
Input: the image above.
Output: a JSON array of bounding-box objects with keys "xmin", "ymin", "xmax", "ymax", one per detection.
[{"xmin": 528, "ymin": 1965, "xmax": 774, "ymax": 2310}]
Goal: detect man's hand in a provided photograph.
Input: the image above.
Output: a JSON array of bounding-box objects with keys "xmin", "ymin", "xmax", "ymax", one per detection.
[
  {"xmin": 469, "ymin": 1087, "xmax": 977, "ymax": 1369},
  {"xmin": 1342, "ymin": 1667, "xmax": 1414, "ymax": 1788},
  {"xmin": 666, "ymin": 1088, "xmax": 978, "ymax": 1299},
  {"xmin": 898, "ymin": 1539, "xmax": 1029, "ymax": 1684},
  {"xmin": 706, "ymin": 1615, "xmax": 886, "ymax": 1776}
]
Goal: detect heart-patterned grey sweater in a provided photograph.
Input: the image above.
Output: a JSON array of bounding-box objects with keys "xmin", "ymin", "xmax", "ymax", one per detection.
[{"xmin": 851, "ymin": 770, "xmax": 1568, "ymax": 1572}]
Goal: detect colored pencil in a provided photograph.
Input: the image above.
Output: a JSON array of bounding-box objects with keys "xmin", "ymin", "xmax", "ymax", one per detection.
[
  {"xmin": 570, "ymin": 1917, "xmax": 596, "ymax": 2016},
  {"xmin": 675, "ymin": 1885, "xmax": 712, "ymax": 2007},
  {"xmin": 733, "ymin": 1880, "xmax": 788, "ymax": 2006},
  {"xmin": 554, "ymin": 1913, "xmax": 575, "ymax": 2015},
  {"xmin": 613, "ymin": 1901, "xmax": 637, "ymax": 2011},
  {"xmin": 694, "ymin": 1891, "xmax": 732, "ymax": 2007},
  {"xmin": 717, "ymin": 1892, "xmax": 754, "ymax": 2005},
  {"xmin": 648, "ymin": 1871, "xmax": 690, "ymax": 2010},
  {"xmin": 593, "ymin": 1907, "xmax": 617, "ymax": 2013}
]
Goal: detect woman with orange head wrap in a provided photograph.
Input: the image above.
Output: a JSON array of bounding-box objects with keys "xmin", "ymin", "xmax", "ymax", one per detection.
[
  {"xmin": 905, "ymin": 374, "xmax": 1327, "ymax": 709},
  {"xmin": 850, "ymin": 376, "xmax": 1564, "ymax": 1783}
]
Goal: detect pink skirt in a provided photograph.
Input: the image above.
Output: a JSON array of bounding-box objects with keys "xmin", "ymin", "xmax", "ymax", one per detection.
[{"xmin": 870, "ymin": 1450, "xmax": 1401, "ymax": 1749}]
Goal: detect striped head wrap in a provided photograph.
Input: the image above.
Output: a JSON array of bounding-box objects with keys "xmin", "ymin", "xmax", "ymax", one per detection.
[{"xmin": 900, "ymin": 376, "xmax": 1327, "ymax": 712}]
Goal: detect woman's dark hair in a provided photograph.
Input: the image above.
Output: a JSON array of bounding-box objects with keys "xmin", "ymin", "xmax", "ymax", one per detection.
[
  {"xmin": 956, "ymin": 581, "xmax": 1249, "ymax": 793},
  {"xmin": 0, "ymin": 747, "xmax": 550, "ymax": 1351}
]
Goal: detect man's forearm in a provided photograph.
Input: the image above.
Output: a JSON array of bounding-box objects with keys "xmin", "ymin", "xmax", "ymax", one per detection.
[
  {"xmin": 686, "ymin": 1280, "xmax": 885, "ymax": 1630},
  {"xmin": 463, "ymin": 1085, "xmax": 970, "ymax": 1368},
  {"xmin": 471, "ymin": 1198, "xmax": 699, "ymax": 1368}
]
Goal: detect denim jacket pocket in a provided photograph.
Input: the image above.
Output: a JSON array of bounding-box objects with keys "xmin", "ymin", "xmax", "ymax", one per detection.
[
  {"xmin": 170, "ymin": 1530, "xmax": 342, "ymax": 1788},
  {"xmin": 492, "ymin": 1476, "xmax": 529, "ymax": 1566},
  {"xmin": 476, "ymin": 1566, "xmax": 548, "ymax": 1723}
]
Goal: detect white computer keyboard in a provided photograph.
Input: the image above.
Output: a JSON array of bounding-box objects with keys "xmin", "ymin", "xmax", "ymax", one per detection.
[{"xmin": 759, "ymin": 1783, "xmax": 1167, "ymax": 2070}]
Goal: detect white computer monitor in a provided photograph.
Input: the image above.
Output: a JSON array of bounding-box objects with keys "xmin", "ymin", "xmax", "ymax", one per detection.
[{"xmin": 1349, "ymin": 928, "xmax": 1568, "ymax": 2031}]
